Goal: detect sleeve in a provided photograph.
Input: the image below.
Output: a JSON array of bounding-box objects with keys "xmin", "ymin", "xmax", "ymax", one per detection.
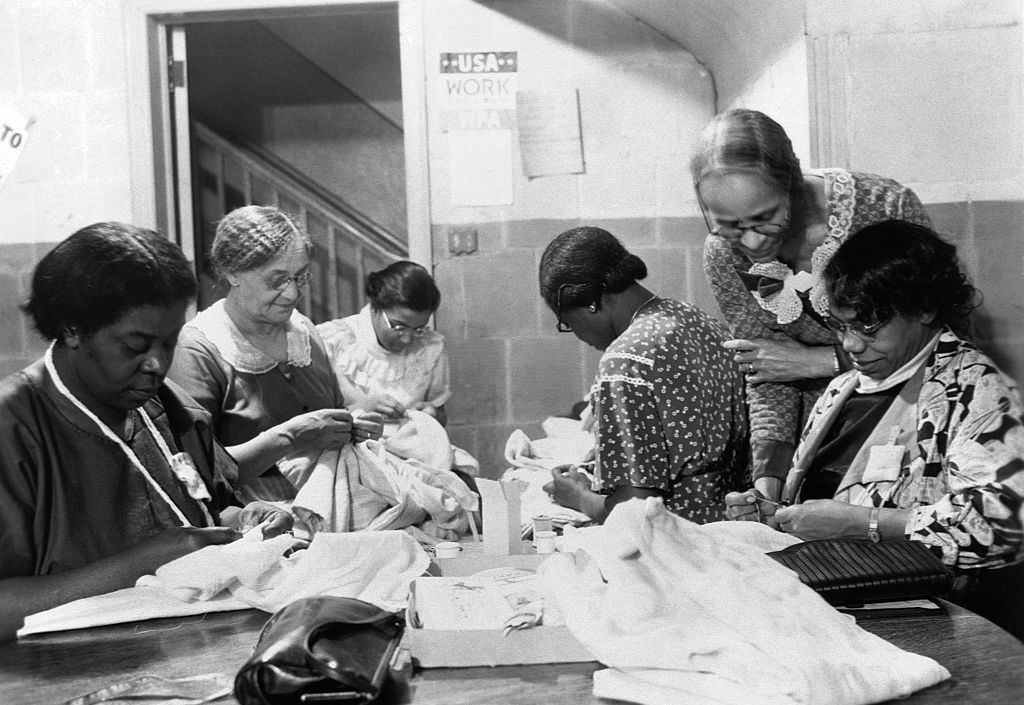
[
  {"xmin": 0, "ymin": 385, "xmax": 43, "ymax": 579},
  {"xmin": 905, "ymin": 366, "xmax": 1024, "ymax": 569},
  {"xmin": 595, "ymin": 353, "xmax": 675, "ymax": 495},
  {"xmin": 703, "ymin": 236, "xmax": 801, "ymax": 481},
  {"xmin": 894, "ymin": 183, "xmax": 932, "ymax": 228},
  {"xmin": 425, "ymin": 338, "xmax": 452, "ymax": 408},
  {"xmin": 168, "ymin": 329, "xmax": 229, "ymax": 424}
]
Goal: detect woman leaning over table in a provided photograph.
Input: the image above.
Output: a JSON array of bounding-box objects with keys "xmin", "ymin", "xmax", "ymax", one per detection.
[
  {"xmin": 539, "ymin": 226, "xmax": 749, "ymax": 524},
  {"xmin": 691, "ymin": 108, "xmax": 932, "ymax": 501},
  {"xmin": 0, "ymin": 223, "xmax": 291, "ymax": 641},
  {"xmin": 168, "ymin": 206, "xmax": 382, "ymax": 504},
  {"xmin": 726, "ymin": 220, "xmax": 1024, "ymax": 638}
]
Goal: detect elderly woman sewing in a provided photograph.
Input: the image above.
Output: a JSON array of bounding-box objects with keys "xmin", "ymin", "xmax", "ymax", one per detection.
[
  {"xmin": 726, "ymin": 220, "xmax": 1024, "ymax": 635},
  {"xmin": 692, "ymin": 109, "xmax": 932, "ymax": 496},
  {"xmin": 0, "ymin": 223, "xmax": 291, "ymax": 641},
  {"xmin": 540, "ymin": 226, "xmax": 749, "ymax": 523},
  {"xmin": 168, "ymin": 206, "xmax": 382, "ymax": 503}
]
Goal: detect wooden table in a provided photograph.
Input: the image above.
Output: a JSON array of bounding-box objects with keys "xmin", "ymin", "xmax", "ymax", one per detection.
[{"xmin": 2, "ymin": 598, "xmax": 1022, "ymax": 705}]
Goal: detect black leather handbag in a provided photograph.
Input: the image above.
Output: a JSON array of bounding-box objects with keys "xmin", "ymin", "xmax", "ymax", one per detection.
[
  {"xmin": 767, "ymin": 538, "xmax": 954, "ymax": 607},
  {"xmin": 234, "ymin": 597, "xmax": 405, "ymax": 705}
]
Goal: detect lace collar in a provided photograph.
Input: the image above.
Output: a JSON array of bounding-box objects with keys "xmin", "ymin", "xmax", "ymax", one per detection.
[
  {"xmin": 745, "ymin": 169, "xmax": 853, "ymax": 324},
  {"xmin": 185, "ymin": 299, "xmax": 312, "ymax": 374}
]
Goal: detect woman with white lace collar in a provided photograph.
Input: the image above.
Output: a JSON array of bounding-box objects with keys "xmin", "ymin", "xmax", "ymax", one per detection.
[
  {"xmin": 169, "ymin": 206, "xmax": 382, "ymax": 504},
  {"xmin": 691, "ymin": 108, "xmax": 932, "ymax": 501},
  {"xmin": 0, "ymin": 223, "xmax": 292, "ymax": 641},
  {"xmin": 726, "ymin": 220, "xmax": 1024, "ymax": 638}
]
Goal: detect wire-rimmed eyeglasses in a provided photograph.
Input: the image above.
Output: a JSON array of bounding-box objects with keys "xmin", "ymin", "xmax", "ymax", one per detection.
[
  {"xmin": 823, "ymin": 314, "xmax": 888, "ymax": 342},
  {"xmin": 381, "ymin": 309, "xmax": 431, "ymax": 336},
  {"xmin": 555, "ymin": 282, "xmax": 602, "ymax": 333},
  {"xmin": 694, "ymin": 178, "xmax": 791, "ymax": 240},
  {"xmin": 263, "ymin": 270, "xmax": 312, "ymax": 292}
]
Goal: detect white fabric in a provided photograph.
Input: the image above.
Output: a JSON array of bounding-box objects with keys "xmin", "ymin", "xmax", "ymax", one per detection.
[
  {"xmin": 185, "ymin": 299, "xmax": 313, "ymax": 374},
  {"xmin": 540, "ymin": 498, "xmax": 949, "ymax": 705},
  {"xmin": 19, "ymin": 531, "xmax": 428, "ymax": 636},
  {"xmin": 502, "ymin": 419, "xmax": 596, "ymax": 533},
  {"xmin": 281, "ymin": 423, "xmax": 478, "ymax": 540}
]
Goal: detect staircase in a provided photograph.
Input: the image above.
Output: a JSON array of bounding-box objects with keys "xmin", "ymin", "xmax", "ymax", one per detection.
[{"xmin": 191, "ymin": 120, "xmax": 407, "ymax": 324}]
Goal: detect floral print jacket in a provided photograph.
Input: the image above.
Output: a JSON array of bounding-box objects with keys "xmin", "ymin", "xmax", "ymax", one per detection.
[{"xmin": 783, "ymin": 329, "xmax": 1024, "ymax": 569}]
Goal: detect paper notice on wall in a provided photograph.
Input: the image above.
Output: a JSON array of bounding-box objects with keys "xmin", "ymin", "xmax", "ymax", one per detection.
[
  {"xmin": 0, "ymin": 105, "xmax": 34, "ymax": 192},
  {"xmin": 516, "ymin": 89, "xmax": 584, "ymax": 178},
  {"xmin": 448, "ymin": 129, "xmax": 514, "ymax": 206}
]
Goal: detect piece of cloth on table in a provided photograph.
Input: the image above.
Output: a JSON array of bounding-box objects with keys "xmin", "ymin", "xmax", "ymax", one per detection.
[
  {"xmin": 502, "ymin": 418, "xmax": 596, "ymax": 535},
  {"xmin": 19, "ymin": 531, "xmax": 429, "ymax": 637},
  {"xmin": 279, "ymin": 415, "xmax": 478, "ymax": 542},
  {"xmin": 540, "ymin": 498, "xmax": 949, "ymax": 705}
]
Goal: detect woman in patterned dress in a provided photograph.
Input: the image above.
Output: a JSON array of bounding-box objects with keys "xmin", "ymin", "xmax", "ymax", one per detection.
[
  {"xmin": 691, "ymin": 108, "xmax": 933, "ymax": 501},
  {"xmin": 539, "ymin": 226, "xmax": 749, "ymax": 523},
  {"xmin": 725, "ymin": 220, "xmax": 1024, "ymax": 637}
]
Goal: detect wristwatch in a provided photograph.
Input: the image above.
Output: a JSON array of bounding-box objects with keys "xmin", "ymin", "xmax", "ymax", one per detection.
[{"xmin": 868, "ymin": 507, "xmax": 881, "ymax": 543}]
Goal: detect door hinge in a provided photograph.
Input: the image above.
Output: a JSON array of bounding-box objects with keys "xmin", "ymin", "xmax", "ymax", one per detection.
[{"xmin": 168, "ymin": 59, "xmax": 186, "ymax": 91}]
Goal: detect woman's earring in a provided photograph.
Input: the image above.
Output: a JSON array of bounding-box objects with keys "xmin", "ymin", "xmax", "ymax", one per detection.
[{"xmin": 588, "ymin": 303, "xmax": 598, "ymax": 313}]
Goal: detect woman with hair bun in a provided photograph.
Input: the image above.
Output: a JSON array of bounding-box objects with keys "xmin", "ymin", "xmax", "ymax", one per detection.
[
  {"xmin": 317, "ymin": 260, "xmax": 450, "ymax": 428},
  {"xmin": 539, "ymin": 226, "xmax": 749, "ymax": 523}
]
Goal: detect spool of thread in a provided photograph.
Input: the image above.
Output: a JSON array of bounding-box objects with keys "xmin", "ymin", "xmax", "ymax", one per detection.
[
  {"xmin": 435, "ymin": 541, "xmax": 461, "ymax": 559},
  {"xmin": 534, "ymin": 530, "xmax": 557, "ymax": 554},
  {"xmin": 532, "ymin": 514, "xmax": 553, "ymax": 534}
]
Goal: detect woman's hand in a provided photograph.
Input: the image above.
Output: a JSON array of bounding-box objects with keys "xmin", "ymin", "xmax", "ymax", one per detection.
[
  {"xmin": 351, "ymin": 412, "xmax": 384, "ymax": 442},
  {"xmin": 543, "ymin": 465, "xmax": 594, "ymax": 513},
  {"xmin": 773, "ymin": 499, "xmax": 869, "ymax": 540},
  {"xmin": 281, "ymin": 408, "xmax": 353, "ymax": 454},
  {"xmin": 234, "ymin": 501, "xmax": 294, "ymax": 538},
  {"xmin": 133, "ymin": 526, "xmax": 241, "ymax": 569},
  {"xmin": 410, "ymin": 401, "xmax": 436, "ymax": 417},
  {"xmin": 724, "ymin": 488, "xmax": 780, "ymax": 528},
  {"xmin": 724, "ymin": 338, "xmax": 836, "ymax": 384},
  {"xmin": 363, "ymin": 392, "xmax": 407, "ymax": 420}
]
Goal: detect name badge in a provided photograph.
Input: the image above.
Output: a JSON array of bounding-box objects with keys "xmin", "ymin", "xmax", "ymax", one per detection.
[
  {"xmin": 170, "ymin": 451, "xmax": 212, "ymax": 502},
  {"xmin": 861, "ymin": 425, "xmax": 905, "ymax": 484}
]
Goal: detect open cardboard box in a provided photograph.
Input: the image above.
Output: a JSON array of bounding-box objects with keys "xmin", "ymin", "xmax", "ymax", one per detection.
[{"xmin": 404, "ymin": 542, "xmax": 596, "ymax": 668}]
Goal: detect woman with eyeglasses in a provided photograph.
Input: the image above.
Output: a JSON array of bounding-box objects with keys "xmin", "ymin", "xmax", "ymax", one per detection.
[
  {"xmin": 317, "ymin": 261, "xmax": 450, "ymax": 428},
  {"xmin": 726, "ymin": 220, "xmax": 1024, "ymax": 637},
  {"xmin": 538, "ymin": 226, "xmax": 749, "ymax": 524},
  {"xmin": 691, "ymin": 108, "xmax": 932, "ymax": 503},
  {"xmin": 168, "ymin": 206, "xmax": 383, "ymax": 503}
]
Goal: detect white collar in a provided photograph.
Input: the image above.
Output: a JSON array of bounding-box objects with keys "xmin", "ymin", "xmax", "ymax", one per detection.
[
  {"xmin": 186, "ymin": 299, "xmax": 312, "ymax": 374},
  {"xmin": 855, "ymin": 331, "xmax": 941, "ymax": 394}
]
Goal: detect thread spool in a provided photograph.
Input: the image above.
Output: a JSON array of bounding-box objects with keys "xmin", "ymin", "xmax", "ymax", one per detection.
[
  {"xmin": 534, "ymin": 530, "xmax": 557, "ymax": 554},
  {"xmin": 532, "ymin": 514, "xmax": 553, "ymax": 534},
  {"xmin": 435, "ymin": 541, "xmax": 461, "ymax": 559}
]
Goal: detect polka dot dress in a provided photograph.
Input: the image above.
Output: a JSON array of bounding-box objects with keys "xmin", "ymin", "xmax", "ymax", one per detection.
[{"xmin": 592, "ymin": 298, "xmax": 749, "ymax": 523}]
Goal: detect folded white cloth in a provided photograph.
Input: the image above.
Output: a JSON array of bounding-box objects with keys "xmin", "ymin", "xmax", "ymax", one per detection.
[
  {"xmin": 540, "ymin": 498, "xmax": 950, "ymax": 705},
  {"xmin": 19, "ymin": 531, "xmax": 429, "ymax": 637}
]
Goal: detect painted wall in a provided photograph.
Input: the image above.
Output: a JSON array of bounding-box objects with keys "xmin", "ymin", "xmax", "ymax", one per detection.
[
  {"xmin": 806, "ymin": 0, "xmax": 1024, "ymax": 383},
  {"xmin": 420, "ymin": 0, "xmax": 716, "ymax": 476}
]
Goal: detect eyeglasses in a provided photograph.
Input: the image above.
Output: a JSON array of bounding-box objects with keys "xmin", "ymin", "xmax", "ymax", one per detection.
[
  {"xmin": 695, "ymin": 181, "xmax": 790, "ymax": 240},
  {"xmin": 381, "ymin": 309, "xmax": 430, "ymax": 336},
  {"xmin": 263, "ymin": 270, "xmax": 312, "ymax": 292},
  {"xmin": 823, "ymin": 315, "xmax": 888, "ymax": 341}
]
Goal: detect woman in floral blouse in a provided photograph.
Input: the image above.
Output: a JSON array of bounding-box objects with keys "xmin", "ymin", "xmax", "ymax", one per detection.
[
  {"xmin": 540, "ymin": 226, "xmax": 749, "ymax": 524},
  {"xmin": 726, "ymin": 220, "xmax": 1024, "ymax": 637},
  {"xmin": 691, "ymin": 108, "xmax": 932, "ymax": 499}
]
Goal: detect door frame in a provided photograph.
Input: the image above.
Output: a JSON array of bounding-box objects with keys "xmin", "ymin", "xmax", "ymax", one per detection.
[{"xmin": 124, "ymin": 0, "xmax": 432, "ymax": 267}]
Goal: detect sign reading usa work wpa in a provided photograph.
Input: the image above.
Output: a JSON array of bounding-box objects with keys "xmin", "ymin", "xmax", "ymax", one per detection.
[{"xmin": 439, "ymin": 52, "xmax": 518, "ymax": 126}]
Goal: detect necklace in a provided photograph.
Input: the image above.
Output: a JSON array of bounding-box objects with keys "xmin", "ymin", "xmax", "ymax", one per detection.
[{"xmin": 628, "ymin": 294, "xmax": 659, "ymax": 327}]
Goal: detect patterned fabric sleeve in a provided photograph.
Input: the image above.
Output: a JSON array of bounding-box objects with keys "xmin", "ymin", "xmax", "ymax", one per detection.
[
  {"xmin": 596, "ymin": 353, "xmax": 675, "ymax": 495},
  {"xmin": 704, "ymin": 236, "xmax": 801, "ymax": 481},
  {"xmin": 906, "ymin": 361, "xmax": 1024, "ymax": 568}
]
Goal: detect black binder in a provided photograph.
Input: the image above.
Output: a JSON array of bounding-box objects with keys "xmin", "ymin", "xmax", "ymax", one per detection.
[{"xmin": 767, "ymin": 539, "xmax": 954, "ymax": 607}]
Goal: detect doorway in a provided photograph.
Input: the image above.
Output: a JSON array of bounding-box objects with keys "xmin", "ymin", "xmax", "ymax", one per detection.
[{"xmin": 124, "ymin": 0, "xmax": 432, "ymax": 321}]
